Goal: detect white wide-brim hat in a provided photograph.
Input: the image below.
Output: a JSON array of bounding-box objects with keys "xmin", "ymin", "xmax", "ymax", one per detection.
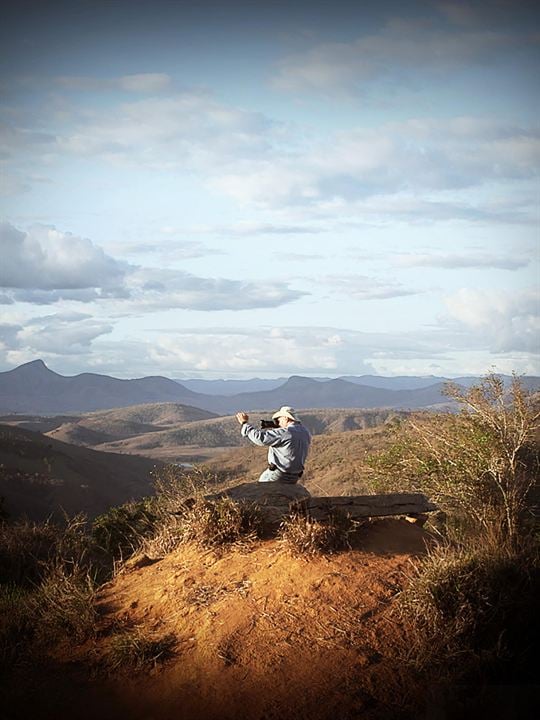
[{"xmin": 272, "ymin": 405, "xmax": 299, "ymax": 422}]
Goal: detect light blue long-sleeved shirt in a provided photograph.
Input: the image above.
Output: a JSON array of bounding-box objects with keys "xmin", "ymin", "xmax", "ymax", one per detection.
[{"xmin": 240, "ymin": 421, "xmax": 311, "ymax": 474}]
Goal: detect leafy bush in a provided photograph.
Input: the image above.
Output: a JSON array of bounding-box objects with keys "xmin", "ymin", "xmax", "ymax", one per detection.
[
  {"xmin": 279, "ymin": 510, "xmax": 355, "ymax": 555},
  {"xmin": 366, "ymin": 374, "xmax": 539, "ymax": 546}
]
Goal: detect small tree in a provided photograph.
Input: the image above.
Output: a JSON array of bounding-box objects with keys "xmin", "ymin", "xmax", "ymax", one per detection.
[{"xmin": 367, "ymin": 374, "xmax": 539, "ymax": 546}]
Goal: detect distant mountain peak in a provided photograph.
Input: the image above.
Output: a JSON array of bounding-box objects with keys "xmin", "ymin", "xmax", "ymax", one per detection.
[
  {"xmin": 14, "ymin": 359, "xmax": 52, "ymax": 374},
  {"xmin": 284, "ymin": 375, "xmax": 314, "ymax": 386}
]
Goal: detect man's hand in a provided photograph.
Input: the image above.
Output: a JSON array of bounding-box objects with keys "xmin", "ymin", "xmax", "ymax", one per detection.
[{"xmin": 236, "ymin": 411, "xmax": 249, "ymax": 425}]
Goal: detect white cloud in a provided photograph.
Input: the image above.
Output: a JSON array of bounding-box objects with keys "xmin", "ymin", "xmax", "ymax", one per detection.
[
  {"xmin": 160, "ymin": 221, "xmax": 327, "ymax": 237},
  {"xmin": 4, "ymin": 73, "xmax": 538, "ymax": 221},
  {"xmin": 0, "ymin": 222, "xmax": 305, "ymax": 311},
  {"xmin": 53, "ymin": 92, "xmax": 274, "ymax": 166},
  {"xmin": 146, "ymin": 326, "xmax": 378, "ymax": 374},
  {"xmin": 2, "ymin": 318, "xmax": 538, "ymax": 378},
  {"xmin": 320, "ymin": 275, "xmax": 421, "ymax": 300},
  {"xmin": 111, "ymin": 238, "xmax": 225, "ymax": 260},
  {"xmin": 18, "ymin": 313, "xmax": 114, "ymax": 354},
  {"xmin": 210, "ymin": 118, "xmax": 540, "ymax": 209},
  {"xmin": 0, "ymin": 313, "xmax": 112, "ymax": 365},
  {"xmin": 444, "ymin": 288, "xmax": 540, "ymax": 353},
  {"xmin": 395, "ymin": 252, "xmax": 529, "ymax": 270},
  {"xmin": 0, "ymin": 222, "xmax": 128, "ymax": 291},
  {"xmin": 0, "ymin": 323, "xmax": 22, "ymax": 352},
  {"xmin": 116, "ymin": 74, "xmax": 172, "ymax": 93},
  {"xmin": 125, "ymin": 268, "xmax": 306, "ymax": 311}
]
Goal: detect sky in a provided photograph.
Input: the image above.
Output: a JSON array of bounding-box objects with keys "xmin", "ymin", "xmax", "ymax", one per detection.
[{"xmin": 0, "ymin": 0, "xmax": 539, "ymax": 380}]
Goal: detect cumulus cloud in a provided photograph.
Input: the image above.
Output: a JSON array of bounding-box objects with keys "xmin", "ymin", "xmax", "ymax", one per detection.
[
  {"xmin": 0, "ymin": 222, "xmax": 128, "ymax": 292},
  {"xmin": 444, "ymin": 288, "xmax": 540, "ymax": 353},
  {"xmin": 210, "ymin": 118, "xmax": 540, "ymax": 209},
  {"xmin": 17, "ymin": 313, "xmax": 114, "ymax": 354},
  {"xmin": 0, "ymin": 313, "xmax": 112, "ymax": 365},
  {"xmin": 2, "ymin": 316, "xmax": 537, "ymax": 377},
  {"xmin": 146, "ymin": 326, "xmax": 386, "ymax": 374},
  {"xmin": 0, "ymin": 222, "xmax": 304, "ymax": 311},
  {"xmin": 395, "ymin": 252, "xmax": 529, "ymax": 270}
]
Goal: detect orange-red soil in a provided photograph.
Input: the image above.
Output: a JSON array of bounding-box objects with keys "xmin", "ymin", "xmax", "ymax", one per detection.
[{"xmin": 10, "ymin": 519, "xmax": 432, "ymax": 720}]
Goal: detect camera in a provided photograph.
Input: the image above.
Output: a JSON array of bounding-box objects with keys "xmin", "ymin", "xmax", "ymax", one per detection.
[{"xmin": 260, "ymin": 419, "xmax": 278, "ymax": 429}]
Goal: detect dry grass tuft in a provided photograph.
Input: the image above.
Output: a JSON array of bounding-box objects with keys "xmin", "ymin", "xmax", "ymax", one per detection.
[
  {"xmin": 34, "ymin": 562, "xmax": 97, "ymax": 644},
  {"xmin": 178, "ymin": 496, "xmax": 264, "ymax": 548},
  {"xmin": 104, "ymin": 628, "xmax": 176, "ymax": 671},
  {"xmin": 279, "ymin": 510, "xmax": 355, "ymax": 555}
]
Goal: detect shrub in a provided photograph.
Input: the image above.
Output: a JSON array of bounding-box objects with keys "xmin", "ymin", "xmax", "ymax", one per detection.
[
  {"xmin": 151, "ymin": 464, "xmax": 230, "ymax": 512},
  {"xmin": 279, "ymin": 510, "xmax": 355, "ymax": 555},
  {"xmin": 0, "ymin": 513, "xmax": 91, "ymax": 586},
  {"xmin": 366, "ymin": 374, "xmax": 539, "ymax": 546},
  {"xmin": 393, "ymin": 537, "xmax": 540, "ymax": 683}
]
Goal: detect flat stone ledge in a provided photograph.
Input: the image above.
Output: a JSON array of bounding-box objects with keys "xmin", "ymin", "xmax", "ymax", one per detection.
[{"xmin": 204, "ymin": 481, "xmax": 311, "ymax": 505}]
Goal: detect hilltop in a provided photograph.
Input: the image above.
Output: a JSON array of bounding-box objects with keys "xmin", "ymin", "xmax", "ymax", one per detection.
[{"xmin": 9, "ymin": 521, "xmax": 432, "ymax": 720}]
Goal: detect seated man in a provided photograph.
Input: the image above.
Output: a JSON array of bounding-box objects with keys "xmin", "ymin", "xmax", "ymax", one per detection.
[{"xmin": 235, "ymin": 406, "xmax": 311, "ymax": 484}]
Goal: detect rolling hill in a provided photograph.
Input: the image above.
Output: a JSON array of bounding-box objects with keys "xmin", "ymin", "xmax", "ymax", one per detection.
[
  {"xmin": 41, "ymin": 408, "xmax": 406, "ymax": 465},
  {"xmin": 0, "ymin": 424, "xmax": 163, "ymax": 521},
  {"xmin": 46, "ymin": 402, "xmax": 217, "ymax": 446}
]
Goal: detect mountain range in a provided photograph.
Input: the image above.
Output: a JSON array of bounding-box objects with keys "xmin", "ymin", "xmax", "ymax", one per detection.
[{"xmin": 1, "ymin": 359, "xmax": 538, "ymax": 416}]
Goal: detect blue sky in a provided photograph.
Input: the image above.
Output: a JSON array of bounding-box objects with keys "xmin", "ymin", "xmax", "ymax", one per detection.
[{"xmin": 1, "ymin": 0, "xmax": 539, "ymax": 379}]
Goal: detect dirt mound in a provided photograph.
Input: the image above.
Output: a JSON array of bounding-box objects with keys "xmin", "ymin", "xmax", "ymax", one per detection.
[{"xmin": 34, "ymin": 519, "xmax": 431, "ymax": 720}]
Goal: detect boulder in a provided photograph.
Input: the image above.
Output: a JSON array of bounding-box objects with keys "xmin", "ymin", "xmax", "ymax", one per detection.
[
  {"xmin": 206, "ymin": 481, "xmax": 310, "ymax": 502},
  {"xmin": 204, "ymin": 482, "xmax": 311, "ymax": 523}
]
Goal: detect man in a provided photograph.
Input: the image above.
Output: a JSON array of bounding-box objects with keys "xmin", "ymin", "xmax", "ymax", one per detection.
[{"xmin": 235, "ymin": 405, "xmax": 311, "ymax": 484}]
